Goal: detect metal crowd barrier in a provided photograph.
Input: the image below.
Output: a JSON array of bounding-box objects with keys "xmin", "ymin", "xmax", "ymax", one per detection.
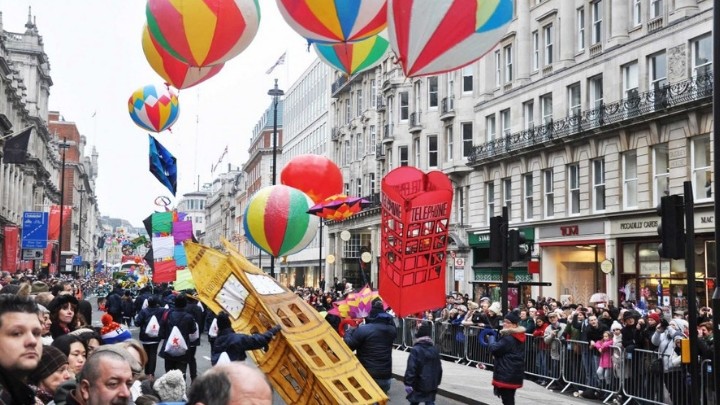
[{"xmin": 389, "ymin": 316, "xmax": 716, "ymax": 405}]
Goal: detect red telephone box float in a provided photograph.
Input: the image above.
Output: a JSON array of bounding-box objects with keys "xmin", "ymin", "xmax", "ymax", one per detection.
[{"xmin": 379, "ymin": 167, "xmax": 453, "ymax": 317}]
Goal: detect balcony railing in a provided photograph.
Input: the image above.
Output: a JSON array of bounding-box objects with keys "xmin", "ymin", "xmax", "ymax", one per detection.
[
  {"xmin": 441, "ymin": 96, "xmax": 455, "ymax": 119},
  {"xmin": 409, "ymin": 111, "xmax": 422, "ymax": 132},
  {"xmin": 468, "ymin": 73, "xmax": 713, "ymax": 165},
  {"xmin": 331, "ymin": 127, "xmax": 340, "ymax": 141},
  {"xmin": 331, "ymin": 73, "xmax": 360, "ymax": 96},
  {"xmin": 375, "ymin": 144, "xmax": 385, "ymax": 159},
  {"xmin": 376, "ymin": 96, "xmax": 386, "ymax": 110}
]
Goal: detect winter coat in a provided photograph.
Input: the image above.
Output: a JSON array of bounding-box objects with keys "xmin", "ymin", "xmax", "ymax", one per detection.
[
  {"xmin": 489, "ymin": 326, "xmax": 526, "ymax": 389},
  {"xmin": 532, "ymin": 322, "xmax": 549, "ymax": 350},
  {"xmin": 158, "ymin": 308, "xmax": 197, "ymax": 360},
  {"xmin": 343, "ymin": 312, "xmax": 397, "ymax": 380},
  {"xmin": 121, "ymin": 298, "xmax": 134, "ymax": 318},
  {"xmin": 135, "ymin": 306, "xmax": 166, "ymax": 343},
  {"xmin": 652, "ymin": 329, "xmax": 683, "ymax": 372},
  {"xmin": 186, "ymin": 302, "xmax": 204, "ymax": 348},
  {"xmin": 404, "ymin": 337, "xmax": 442, "ymax": 403},
  {"xmin": 0, "ymin": 365, "xmax": 36, "ymax": 405},
  {"xmin": 594, "ymin": 339, "xmax": 614, "ymax": 368},
  {"xmin": 518, "ymin": 318, "xmax": 535, "ymax": 334},
  {"xmin": 106, "ymin": 290, "xmax": 122, "ymax": 316},
  {"xmin": 544, "ymin": 322, "xmax": 564, "ymax": 360},
  {"xmin": 211, "ymin": 327, "xmax": 276, "ymax": 365}
]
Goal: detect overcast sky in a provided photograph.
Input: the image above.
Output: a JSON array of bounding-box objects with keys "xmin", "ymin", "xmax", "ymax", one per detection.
[{"xmin": 1, "ymin": 1, "xmax": 316, "ymax": 227}]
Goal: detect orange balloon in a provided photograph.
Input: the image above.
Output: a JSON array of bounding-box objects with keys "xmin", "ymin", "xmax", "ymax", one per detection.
[{"xmin": 280, "ymin": 155, "xmax": 343, "ymax": 203}]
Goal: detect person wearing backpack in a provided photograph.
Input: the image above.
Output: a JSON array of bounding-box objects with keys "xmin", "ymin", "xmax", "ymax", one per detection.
[
  {"xmin": 158, "ymin": 293, "xmax": 197, "ymax": 378},
  {"xmin": 135, "ymin": 295, "xmax": 165, "ymax": 377},
  {"xmin": 184, "ymin": 292, "xmax": 204, "ymax": 382},
  {"xmin": 210, "ymin": 312, "xmax": 281, "ymax": 366}
]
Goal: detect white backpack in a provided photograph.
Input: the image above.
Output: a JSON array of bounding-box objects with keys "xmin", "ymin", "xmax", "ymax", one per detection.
[
  {"xmin": 208, "ymin": 318, "xmax": 219, "ymax": 338},
  {"xmin": 141, "ymin": 299, "xmax": 149, "ymax": 310},
  {"xmin": 144, "ymin": 315, "xmax": 160, "ymax": 338},
  {"xmin": 189, "ymin": 322, "xmax": 200, "ymax": 343},
  {"xmin": 164, "ymin": 326, "xmax": 188, "ymax": 356},
  {"xmin": 216, "ymin": 351, "xmax": 231, "ymax": 365}
]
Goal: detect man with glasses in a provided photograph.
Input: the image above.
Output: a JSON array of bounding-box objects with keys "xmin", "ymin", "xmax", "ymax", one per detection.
[{"xmin": 582, "ymin": 315, "xmax": 607, "ymax": 399}]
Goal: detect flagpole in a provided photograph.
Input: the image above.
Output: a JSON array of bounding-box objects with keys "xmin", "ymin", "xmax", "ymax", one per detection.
[{"xmin": 0, "ymin": 125, "xmax": 34, "ymax": 141}]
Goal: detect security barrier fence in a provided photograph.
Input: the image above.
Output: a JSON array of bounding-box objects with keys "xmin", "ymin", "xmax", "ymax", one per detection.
[{"xmin": 393, "ymin": 318, "xmax": 715, "ymax": 405}]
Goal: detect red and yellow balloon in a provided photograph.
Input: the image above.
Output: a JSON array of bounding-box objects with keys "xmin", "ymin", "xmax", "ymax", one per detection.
[
  {"xmin": 280, "ymin": 155, "xmax": 343, "ymax": 204},
  {"xmin": 142, "ymin": 25, "xmax": 224, "ymax": 89},
  {"xmin": 146, "ymin": 0, "xmax": 261, "ymax": 67}
]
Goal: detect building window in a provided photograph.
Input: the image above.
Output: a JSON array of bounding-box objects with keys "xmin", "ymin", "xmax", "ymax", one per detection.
[
  {"xmin": 532, "ymin": 31, "xmax": 539, "ymax": 71},
  {"xmin": 589, "ymin": 75, "xmax": 604, "ymax": 109},
  {"xmin": 370, "ymin": 173, "xmax": 376, "ymax": 194},
  {"xmin": 445, "ymin": 125, "xmax": 453, "ymax": 161},
  {"xmin": 456, "ymin": 186, "xmax": 466, "ymax": 226},
  {"xmin": 486, "ymin": 114, "xmax": 496, "ymax": 142},
  {"xmin": 592, "ymin": 1, "xmax": 603, "ymax": 45},
  {"xmin": 399, "ymin": 146, "xmax": 409, "ymax": 167},
  {"xmin": 623, "ymin": 61, "xmax": 639, "ymax": 98},
  {"xmin": 356, "ymin": 133, "xmax": 363, "ymax": 160},
  {"xmin": 543, "ymin": 24, "xmax": 553, "ymax": 65},
  {"xmin": 524, "ymin": 173, "xmax": 534, "ymax": 220},
  {"xmin": 414, "ymin": 137, "xmax": 420, "ymax": 166},
  {"xmin": 494, "ymin": 50, "xmax": 501, "ymax": 87},
  {"xmin": 568, "ymin": 164, "xmax": 580, "ymax": 214},
  {"xmin": 343, "ymin": 140, "xmax": 350, "ymax": 165},
  {"xmin": 544, "ymin": 169, "xmax": 554, "ymax": 218},
  {"xmin": 357, "ymin": 178, "xmax": 362, "ymax": 197},
  {"xmin": 692, "ymin": 135, "xmax": 712, "ymax": 201},
  {"xmin": 428, "ymin": 135, "xmax": 438, "ymax": 167},
  {"xmin": 345, "ymin": 99, "xmax": 351, "ymax": 124},
  {"xmin": 446, "ymin": 73, "xmax": 454, "ymax": 98},
  {"xmin": 504, "ymin": 44, "xmax": 513, "ymax": 83},
  {"xmin": 500, "ymin": 109, "xmax": 511, "ymax": 136},
  {"xmin": 462, "ymin": 122, "xmax": 473, "ymax": 158},
  {"xmin": 487, "ymin": 182, "xmax": 495, "ymax": 221},
  {"xmin": 632, "ymin": 0, "xmax": 641, "ymax": 27},
  {"xmin": 623, "ymin": 151, "xmax": 638, "ymax": 209},
  {"xmin": 653, "ymin": 144, "xmax": 669, "ymax": 206},
  {"xmin": 462, "ymin": 66, "xmax": 473, "ymax": 92},
  {"xmin": 568, "ymin": 83, "xmax": 581, "ymax": 116},
  {"xmin": 593, "ymin": 159, "xmax": 606, "ymax": 212},
  {"xmin": 692, "ymin": 34, "xmax": 713, "ymax": 77},
  {"xmin": 650, "ymin": 0, "xmax": 662, "ymax": 19},
  {"xmin": 399, "ymin": 91, "xmax": 409, "ymax": 121},
  {"xmin": 649, "ymin": 52, "xmax": 667, "ymax": 92},
  {"xmin": 344, "ymin": 182, "xmax": 350, "ymax": 196},
  {"xmin": 503, "ymin": 178, "xmax": 512, "ymax": 220},
  {"xmin": 428, "ymin": 77, "xmax": 439, "ymax": 108},
  {"xmin": 577, "ymin": 8, "xmax": 585, "ymax": 52},
  {"xmin": 523, "ymin": 100, "xmax": 534, "ymax": 130},
  {"xmin": 540, "ymin": 93, "xmax": 553, "ymax": 125},
  {"xmin": 370, "ymin": 79, "xmax": 376, "ymax": 107},
  {"xmin": 369, "ymin": 125, "xmax": 376, "ymax": 153}
]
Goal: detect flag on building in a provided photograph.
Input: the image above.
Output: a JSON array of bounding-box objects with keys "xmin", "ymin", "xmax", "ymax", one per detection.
[
  {"xmin": 211, "ymin": 145, "xmax": 229, "ymax": 174},
  {"xmin": 2, "ymin": 127, "xmax": 33, "ymax": 164},
  {"xmin": 265, "ymin": 52, "xmax": 286, "ymax": 75},
  {"xmin": 149, "ymin": 134, "xmax": 178, "ymax": 196}
]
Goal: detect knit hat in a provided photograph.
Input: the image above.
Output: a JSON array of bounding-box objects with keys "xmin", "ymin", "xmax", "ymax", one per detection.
[
  {"xmin": 153, "ymin": 369, "xmax": 186, "ymax": 402},
  {"xmin": 670, "ymin": 319, "xmax": 689, "ymax": 334},
  {"xmin": 488, "ymin": 302, "xmax": 502, "ymax": 315},
  {"xmin": 369, "ymin": 299, "xmax": 385, "ymax": 317},
  {"xmin": 416, "ymin": 322, "xmax": 432, "ymax": 338},
  {"xmin": 29, "ymin": 345, "xmax": 68, "ymax": 385},
  {"xmin": 611, "ymin": 321, "xmax": 623, "ymax": 331},
  {"xmin": 456, "ymin": 305, "xmax": 468, "ymax": 313},
  {"xmin": 31, "ymin": 281, "xmax": 49, "ymax": 294},
  {"xmin": 647, "ymin": 312, "xmax": 660, "ymax": 322},
  {"xmin": 100, "ymin": 313, "xmax": 132, "ymax": 344},
  {"xmin": 47, "ymin": 294, "xmax": 78, "ymax": 314},
  {"xmin": 504, "ymin": 311, "xmax": 520, "ymax": 325}
]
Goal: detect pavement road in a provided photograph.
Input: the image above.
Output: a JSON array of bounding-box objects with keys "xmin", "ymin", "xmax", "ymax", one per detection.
[{"xmin": 89, "ymin": 297, "xmax": 466, "ymax": 404}]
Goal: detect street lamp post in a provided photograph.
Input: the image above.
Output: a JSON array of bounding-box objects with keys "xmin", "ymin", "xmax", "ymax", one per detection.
[
  {"xmin": 56, "ymin": 138, "xmax": 71, "ymax": 275},
  {"xmin": 268, "ymin": 79, "xmax": 284, "ymax": 278}
]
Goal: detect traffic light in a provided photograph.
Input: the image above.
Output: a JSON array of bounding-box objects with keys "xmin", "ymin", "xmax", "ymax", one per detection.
[
  {"xmin": 509, "ymin": 229, "xmax": 530, "ymax": 262},
  {"xmin": 657, "ymin": 195, "xmax": 685, "ymax": 259},
  {"xmin": 489, "ymin": 216, "xmax": 505, "ymax": 261}
]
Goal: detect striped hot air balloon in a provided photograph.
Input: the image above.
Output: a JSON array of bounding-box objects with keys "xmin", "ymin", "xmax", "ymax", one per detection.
[
  {"xmin": 388, "ymin": 0, "xmax": 513, "ymax": 77},
  {"xmin": 146, "ymin": 0, "xmax": 261, "ymax": 67},
  {"xmin": 276, "ymin": 0, "xmax": 386, "ymax": 44},
  {"xmin": 141, "ymin": 25, "xmax": 224, "ymax": 89},
  {"xmin": 128, "ymin": 84, "xmax": 180, "ymax": 133},
  {"xmin": 243, "ymin": 185, "xmax": 319, "ymax": 257},
  {"xmin": 314, "ymin": 33, "xmax": 389, "ymax": 76}
]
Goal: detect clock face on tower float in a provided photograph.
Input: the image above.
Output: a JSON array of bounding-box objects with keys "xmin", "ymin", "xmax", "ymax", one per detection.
[
  {"xmin": 247, "ymin": 273, "xmax": 285, "ymax": 295},
  {"xmin": 214, "ymin": 274, "xmax": 249, "ymax": 319}
]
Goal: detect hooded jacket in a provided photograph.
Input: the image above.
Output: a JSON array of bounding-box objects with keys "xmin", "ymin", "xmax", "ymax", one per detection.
[
  {"xmin": 343, "ymin": 312, "xmax": 397, "ymax": 380},
  {"xmin": 489, "ymin": 325, "xmax": 526, "ymax": 389},
  {"xmin": 404, "ymin": 337, "xmax": 442, "ymax": 403},
  {"xmin": 211, "ymin": 327, "xmax": 277, "ymax": 365}
]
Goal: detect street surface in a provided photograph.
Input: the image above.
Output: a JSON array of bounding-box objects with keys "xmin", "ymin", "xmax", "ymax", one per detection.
[{"xmin": 89, "ymin": 297, "xmax": 466, "ymax": 404}]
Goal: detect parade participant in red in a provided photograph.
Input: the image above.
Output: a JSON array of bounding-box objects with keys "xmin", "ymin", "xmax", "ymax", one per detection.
[{"xmin": 487, "ymin": 311, "xmax": 526, "ymax": 405}]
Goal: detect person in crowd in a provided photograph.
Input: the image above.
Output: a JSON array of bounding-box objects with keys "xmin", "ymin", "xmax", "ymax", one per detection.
[
  {"xmin": 404, "ymin": 322, "xmax": 442, "ymax": 405},
  {"xmin": 99, "ymin": 313, "xmax": 132, "ymax": 344},
  {"xmin": 66, "ymin": 346, "xmax": 134, "ymax": 405},
  {"xmin": 185, "ymin": 292, "xmax": 205, "ymax": 382},
  {"xmin": 135, "ymin": 294, "xmax": 165, "ymax": 377},
  {"xmin": 158, "ymin": 293, "xmax": 197, "ymax": 377},
  {"xmin": 210, "ymin": 311, "xmax": 281, "ymax": 365},
  {"xmin": 48, "ymin": 294, "xmax": 79, "ymax": 338},
  {"xmin": 52, "ymin": 334, "xmax": 87, "ymax": 379},
  {"xmin": 581, "ymin": 314, "xmax": 607, "ymax": 398},
  {"xmin": 29, "ymin": 345, "xmax": 71, "ymax": 404},
  {"xmin": 531, "ymin": 313, "xmax": 549, "ymax": 382},
  {"xmin": 121, "ymin": 290, "xmax": 135, "ymax": 326},
  {"xmin": 344, "ymin": 299, "xmax": 397, "ymax": 393},
  {"xmin": 71, "ymin": 328, "xmax": 102, "ymax": 354},
  {"xmin": 517, "ymin": 309, "xmax": 535, "ymax": 334},
  {"xmin": 593, "ymin": 331, "xmax": 615, "ymax": 389},
  {"xmin": 487, "ymin": 311, "xmax": 526, "ymax": 405},
  {"xmin": 641, "ymin": 312, "xmax": 661, "ymax": 350},
  {"xmin": 153, "ymin": 369, "xmax": 186, "ymax": 403},
  {"xmin": 652, "ymin": 318, "xmax": 689, "ymax": 405},
  {"xmin": 543, "ymin": 312, "xmax": 564, "ymax": 389},
  {"xmin": 697, "ymin": 321, "xmax": 716, "ymax": 405},
  {"xmin": 187, "ymin": 362, "xmax": 272, "ymax": 405},
  {"xmin": 0, "ymin": 294, "xmax": 43, "ymax": 404},
  {"xmin": 105, "ymin": 283, "xmax": 123, "ymax": 323},
  {"xmin": 37, "ymin": 304, "xmax": 54, "ymax": 345}
]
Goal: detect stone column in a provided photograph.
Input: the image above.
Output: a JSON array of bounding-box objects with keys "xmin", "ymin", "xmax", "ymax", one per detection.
[
  {"xmin": 670, "ymin": 0, "xmax": 699, "ymax": 22},
  {"xmin": 516, "ymin": 0, "xmax": 531, "ymax": 83},
  {"xmin": 559, "ymin": 2, "xmax": 575, "ymax": 62},
  {"xmin": 610, "ymin": 0, "xmax": 629, "ymax": 45}
]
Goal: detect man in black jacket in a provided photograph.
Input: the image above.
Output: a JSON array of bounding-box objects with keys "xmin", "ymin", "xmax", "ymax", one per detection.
[
  {"xmin": 487, "ymin": 311, "xmax": 526, "ymax": 405},
  {"xmin": 343, "ymin": 299, "xmax": 397, "ymax": 393},
  {"xmin": 158, "ymin": 293, "xmax": 197, "ymax": 378},
  {"xmin": 404, "ymin": 322, "xmax": 442, "ymax": 405},
  {"xmin": 105, "ymin": 283, "xmax": 123, "ymax": 323}
]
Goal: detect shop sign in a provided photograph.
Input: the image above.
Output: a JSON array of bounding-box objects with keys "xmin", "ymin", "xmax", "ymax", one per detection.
[{"xmin": 539, "ymin": 221, "xmax": 604, "ymax": 238}]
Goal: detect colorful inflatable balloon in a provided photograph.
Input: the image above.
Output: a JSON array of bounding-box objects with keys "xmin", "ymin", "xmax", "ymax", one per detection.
[
  {"xmin": 276, "ymin": 0, "xmax": 386, "ymax": 44},
  {"xmin": 388, "ymin": 0, "xmax": 513, "ymax": 77},
  {"xmin": 142, "ymin": 25, "xmax": 224, "ymax": 89},
  {"xmin": 128, "ymin": 84, "xmax": 180, "ymax": 133},
  {"xmin": 280, "ymin": 155, "xmax": 343, "ymax": 203},
  {"xmin": 314, "ymin": 33, "xmax": 388, "ymax": 76},
  {"xmin": 146, "ymin": 0, "xmax": 260, "ymax": 67},
  {"xmin": 244, "ymin": 185, "xmax": 319, "ymax": 257}
]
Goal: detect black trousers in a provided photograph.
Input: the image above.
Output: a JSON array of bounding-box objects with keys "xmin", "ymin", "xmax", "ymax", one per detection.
[
  {"xmin": 185, "ymin": 346, "xmax": 198, "ymax": 380},
  {"xmin": 164, "ymin": 357, "xmax": 187, "ymax": 378},
  {"xmin": 494, "ymin": 387, "xmax": 516, "ymax": 405},
  {"xmin": 143, "ymin": 343, "xmax": 159, "ymax": 377}
]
